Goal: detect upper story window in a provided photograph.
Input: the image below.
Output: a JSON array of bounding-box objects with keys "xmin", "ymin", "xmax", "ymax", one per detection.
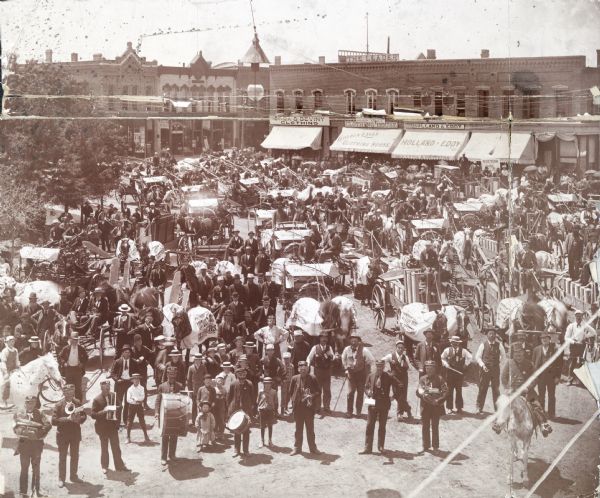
[
  {"xmin": 456, "ymin": 91, "xmax": 466, "ymax": 117},
  {"xmin": 477, "ymin": 89, "xmax": 489, "ymax": 118},
  {"xmin": 386, "ymin": 89, "xmax": 399, "ymax": 114},
  {"xmin": 365, "ymin": 89, "xmax": 377, "ymax": 110},
  {"xmin": 554, "ymin": 88, "xmax": 570, "ymax": 117},
  {"xmin": 293, "ymin": 90, "xmax": 304, "ymax": 111},
  {"xmin": 522, "ymin": 88, "xmax": 540, "ymax": 119},
  {"xmin": 312, "ymin": 89, "xmax": 323, "ymax": 110},
  {"xmin": 344, "ymin": 89, "xmax": 356, "ymax": 114},
  {"xmin": 502, "ymin": 90, "xmax": 514, "ymax": 118},
  {"xmin": 275, "ymin": 90, "xmax": 285, "ymax": 112},
  {"xmin": 413, "ymin": 90, "xmax": 422, "ymax": 109}
]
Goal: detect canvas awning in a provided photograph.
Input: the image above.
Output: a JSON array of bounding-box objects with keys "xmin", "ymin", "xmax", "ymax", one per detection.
[
  {"xmin": 461, "ymin": 132, "xmax": 535, "ymax": 164},
  {"xmin": 391, "ymin": 131, "xmax": 469, "ymax": 160},
  {"xmin": 261, "ymin": 126, "xmax": 322, "ymax": 150},
  {"xmin": 330, "ymin": 128, "xmax": 403, "ymax": 154}
]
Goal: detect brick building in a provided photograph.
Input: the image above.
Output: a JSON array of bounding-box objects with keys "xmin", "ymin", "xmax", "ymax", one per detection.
[
  {"xmin": 9, "ymin": 41, "xmax": 270, "ymax": 154},
  {"xmin": 263, "ymin": 49, "xmax": 600, "ymax": 171}
]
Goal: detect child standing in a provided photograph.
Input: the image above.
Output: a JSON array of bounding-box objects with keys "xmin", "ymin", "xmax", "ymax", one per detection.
[
  {"xmin": 195, "ymin": 401, "xmax": 216, "ymax": 453},
  {"xmin": 257, "ymin": 377, "xmax": 278, "ymax": 448},
  {"xmin": 213, "ymin": 376, "xmax": 227, "ymax": 441}
]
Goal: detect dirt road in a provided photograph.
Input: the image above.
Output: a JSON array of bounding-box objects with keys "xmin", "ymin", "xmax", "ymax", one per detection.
[{"xmin": 1, "ymin": 295, "xmax": 598, "ymax": 498}]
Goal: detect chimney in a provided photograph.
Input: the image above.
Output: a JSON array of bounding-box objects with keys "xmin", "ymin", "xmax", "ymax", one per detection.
[
  {"xmin": 274, "ymin": 55, "xmax": 281, "ymax": 65},
  {"xmin": 481, "ymin": 49, "xmax": 490, "ymax": 59},
  {"xmin": 318, "ymin": 56, "xmax": 325, "ymax": 64},
  {"xmin": 45, "ymin": 49, "xmax": 53, "ymax": 63},
  {"xmin": 93, "ymin": 53, "xmax": 103, "ymax": 61},
  {"xmin": 71, "ymin": 53, "xmax": 78, "ymax": 62},
  {"xmin": 427, "ymin": 49, "xmax": 436, "ymax": 60},
  {"xmin": 127, "ymin": 41, "xmax": 133, "ymax": 50}
]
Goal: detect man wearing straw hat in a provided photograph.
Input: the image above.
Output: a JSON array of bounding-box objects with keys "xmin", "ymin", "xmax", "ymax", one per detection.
[{"xmin": 19, "ymin": 336, "xmax": 43, "ymax": 365}]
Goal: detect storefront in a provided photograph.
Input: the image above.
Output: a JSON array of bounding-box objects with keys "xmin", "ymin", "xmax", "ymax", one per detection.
[
  {"xmin": 391, "ymin": 124, "xmax": 470, "ymax": 161},
  {"xmin": 330, "ymin": 119, "xmax": 403, "ymax": 155},
  {"xmin": 261, "ymin": 114, "xmax": 330, "ymax": 158},
  {"xmin": 460, "ymin": 131, "xmax": 535, "ymax": 164}
]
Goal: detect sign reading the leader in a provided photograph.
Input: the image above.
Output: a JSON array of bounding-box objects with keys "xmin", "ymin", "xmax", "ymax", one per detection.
[
  {"xmin": 270, "ymin": 115, "xmax": 330, "ymax": 127},
  {"xmin": 405, "ymin": 122, "xmax": 466, "ymax": 130}
]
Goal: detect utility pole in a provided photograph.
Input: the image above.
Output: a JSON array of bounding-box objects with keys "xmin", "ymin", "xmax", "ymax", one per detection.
[{"xmin": 366, "ymin": 12, "xmax": 369, "ymax": 53}]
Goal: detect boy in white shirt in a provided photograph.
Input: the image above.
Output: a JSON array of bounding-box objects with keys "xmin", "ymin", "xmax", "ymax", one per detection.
[{"xmin": 126, "ymin": 373, "xmax": 150, "ymax": 443}]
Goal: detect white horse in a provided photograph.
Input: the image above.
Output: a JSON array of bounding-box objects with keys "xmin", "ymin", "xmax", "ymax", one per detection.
[
  {"xmin": 1, "ymin": 353, "xmax": 64, "ymax": 409},
  {"xmin": 495, "ymin": 394, "xmax": 535, "ymax": 486}
]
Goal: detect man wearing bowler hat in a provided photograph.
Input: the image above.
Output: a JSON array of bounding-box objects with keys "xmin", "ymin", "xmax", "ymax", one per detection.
[
  {"xmin": 532, "ymin": 329, "xmax": 562, "ymax": 419},
  {"xmin": 59, "ymin": 332, "xmax": 89, "ymax": 401},
  {"xmin": 341, "ymin": 333, "xmax": 375, "ymax": 418},
  {"xmin": 187, "ymin": 352, "xmax": 207, "ymax": 423},
  {"xmin": 416, "ymin": 360, "xmax": 448, "ymax": 453},
  {"xmin": 440, "ymin": 335, "xmax": 473, "ymax": 415},
  {"xmin": 382, "ymin": 339, "xmax": 412, "ymax": 421},
  {"xmin": 109, "ymin": 345, "xmax": 135, "ymax": 425},
  {"xmin": 289, "ymin": 360, "xmax": 321, "ymax": 455},
  {"xmin": 360, "ymin": 359, "xmax": 393, "ymax": 454}
]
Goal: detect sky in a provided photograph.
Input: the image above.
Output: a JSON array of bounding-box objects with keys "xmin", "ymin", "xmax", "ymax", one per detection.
[{"xmin": 1, "ymin": 0, "xmax": 600, "ymax": 68}]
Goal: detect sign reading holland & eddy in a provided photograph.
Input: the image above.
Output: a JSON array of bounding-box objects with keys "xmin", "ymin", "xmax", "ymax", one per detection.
[{"xmin": 270, "ymin": 115, "xmax": 330, "ymax": 126}]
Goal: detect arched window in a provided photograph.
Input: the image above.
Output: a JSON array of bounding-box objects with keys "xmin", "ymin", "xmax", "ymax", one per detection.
[
  {"xmin": 344, "ymin": 89, "xmax": 356, "ymax": 114},
  {"xmin": 365, "ymin": 88, "xmax": 377, "ymax": 110},
  {"xmin": 386, "ymin": 89, "xmax": 399, "ymax": 114},
  {"xmin": 191, "ymin": 86, "xmax": 200, "ymax": 99},
  {"xmin": 312, "ymin": 89, "xmax": 323, "ymax": 110},
  {"xmin": 275, "ymin": 90, "xmax": 285, "ymax": 112},
  {"xmin": 223, "ymin": 86, "xmax": 232, "ymax": 113},
  {"xmin": 180, "ymin": 85, "xmax": 189, "ymax": 98},
  {"xmin": 293, "ymin": 89, "xmax": 304, "ymax": 111}
]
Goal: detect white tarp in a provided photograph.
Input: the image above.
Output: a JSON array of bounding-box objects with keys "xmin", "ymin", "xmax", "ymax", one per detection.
[
  {"xmin": 411, "ymin": 218, "xmax": 445, "ymax": 230},
  {"xmin": 286, "ymin": 297, "xmax": 323, "ymax": 336},
  {"xmin": 271, "ymin": 258, "xmax": 339, "ymax": 288},
  {"xmin": 214, "ymin": 260, "xmax": 241, "ymax": 276},
  {"xmin": 398, "ymin": 303, "xmax": 460, "ymax": 342},
  {"xmin": 19, "ymin": 247, "xmax": 60, "ymax": 262},
  {"xmin": 14, "ymin": 281, "xmax": 61, "ymax": 307},
  {"xmin": 147, "ymin": 241, "xmax": 166, "ymax": 261}
]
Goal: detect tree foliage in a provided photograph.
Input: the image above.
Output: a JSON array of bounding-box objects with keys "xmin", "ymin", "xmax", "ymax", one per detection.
[{"xmin": 1, "ymin": 63, "xmax": 130, "ymax": 209}]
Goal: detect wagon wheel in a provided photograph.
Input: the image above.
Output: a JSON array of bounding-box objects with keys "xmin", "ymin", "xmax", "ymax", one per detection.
[
  {"xmin": 391, "ymin": 231, "xmax": 403, "ymax": 257},
  {"xmin": 371, "ymin": 284, "xmax": 386, "ymax": 330},
  {"xmin": 550, "ymin": 285, "xmax": 565, "ymax": 301},
  {"xmin": 298, "ymin": 281, "xmax": 331, "ymax": 301},
  {"xmin": 39, "ymin": 377, "xmax": 64, "ymax": 404},
  {"xmin": 420, "ymin": 230, "xmax": 442, "ymax": 246},
  {"xmin": 461, "ymin": 214, "xmax": 480, "ymax": 230},
  {"xmin": 472, "ymin": 286, "xmax": 484, "ymax": 331}
]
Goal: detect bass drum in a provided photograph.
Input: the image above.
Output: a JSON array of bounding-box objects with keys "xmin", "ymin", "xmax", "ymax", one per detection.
[{"xmin": 158, "ymin": 394, "xmax": 190, "ymax": 437}]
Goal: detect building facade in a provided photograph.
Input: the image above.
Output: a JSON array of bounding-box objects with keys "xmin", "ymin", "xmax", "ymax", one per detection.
[{"xmin": 9, "ymin": 42, "xmax": 270, "ymax": 155}]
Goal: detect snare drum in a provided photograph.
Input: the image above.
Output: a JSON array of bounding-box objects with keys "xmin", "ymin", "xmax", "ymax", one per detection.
[
  {"xmin": 158, "ymin": 394, "xmax": 190, "ymax": 437},
  {"xmin": 226, "ymin": 410, "xmax": 250, "ymax": 435}
]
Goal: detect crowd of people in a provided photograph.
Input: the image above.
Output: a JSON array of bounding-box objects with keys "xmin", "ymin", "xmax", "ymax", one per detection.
[{"xmin": 2, "ymin": 146, "xmax": 600, "ymax": 497}]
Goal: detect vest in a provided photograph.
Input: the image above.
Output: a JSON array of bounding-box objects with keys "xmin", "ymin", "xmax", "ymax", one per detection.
[
  {"xmin": 347, "ymin": 346, "xmax": 365, "ymax": 373},
  {"xmin": 482, "ymin": 341, "xmax": 500, "ymax": 370},
  {"xmin": 314, "ymin": 344, "xmax": 332, "ymax": 370},
  {"xmin": 447, "ymin": 347, "xmax": 465, "ymax": 372},
  {"xmin": 390, "ymin": 352, "xmax": 408, "ymax": 379}
]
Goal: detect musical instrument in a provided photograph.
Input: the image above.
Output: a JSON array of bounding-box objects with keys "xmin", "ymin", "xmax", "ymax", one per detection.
[
  {"xmin": 157, "ymin": 394, "xmax": 189, "ymax": 437},
  {"xmin": 13, "ymin": 419, "xmax": 50, "ymax": 440},
  {"xmin": 65, "ymin": 401, "xmax": 88, "ymax": 418},
  {"xmin": 106, "ymin": 392, "xmax": 117, "ymax": 421},
  {"xmin": 226, "ymin": 410, "xmax": 250, "ymax": 435}
]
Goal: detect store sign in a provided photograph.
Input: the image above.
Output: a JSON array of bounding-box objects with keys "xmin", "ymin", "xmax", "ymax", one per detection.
[
  {"xmin": 345, "ymin": 118, "xmax": 398, "ymax": 129},
  {"xmin": 405, "ymin": 122, "xmax": 466, "ymax": 130},
  {"xmin": 481, "ymin": 159, "xmax": 501, "ymax": 171},
  {"xmin": 270, "ymin": 115, "xmax": 330, "ymax": 126},
  {"xmin": 338, "ymin": 50, "xmax": 399, "ymax": 63}
]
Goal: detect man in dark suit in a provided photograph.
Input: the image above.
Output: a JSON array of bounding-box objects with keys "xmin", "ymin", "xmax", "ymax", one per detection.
[
  {"xmin": 227, "ymin": 292, "xmax": 246, "ymax": 325},
  {"xmin": 58, "ymin": 332, "xmax": 88, "ymax": 401},
  {"xmin": 533, "ymin": 331, "xmax": 562, "ymax": 419},
  {"xmin": 13, "ymin": 395, "xmax": 52, "ymax": 497},
  {"xmin": 155, "ymin": 366, "xmax": 184, "ymax": 466},
  {"xmin": 19, "ymin": 336, "xmax": 44, "ymax": 365},
  {"xmin": 239, "ymin": 247, "xmax": 255, "ymax": 282},
  {"xmin": 416, "ymin": 361, "xmax": 448, "ymax": 453},
  {"xmin": 260, "ymin": 272, "xmax": 280, "ymax": 311},
  {"xmin": 289, "ymin": 360, "xmax": 321, "ymax": 456},
  {"xmin": 360, "ymin": 360, "xmax": 393, "ymax": 454},
  {"xmin": 415, "ymin": 330, "xmax": 440, "ymax": 376},
  {"xmin": 90, "ymin": 380, "xmax": 129, "ymax": 473},
  {"xmin": 227, "ymin": 367, "xmax": 255, "ymax": 457},
  {"xmin": 52, "ymin": 384, "xmax": 87, "ymax": 487},
  {"xmin": 252, "ymin": 296, "xmax": 275, "ymax": 329},
  {"xmin": 229, "ymin": 275, "xmax": 247, "ymax": 305},
  {"xmin": 70, "ymin": 289, "xmax": 89, "ymax": 316},
  {"xmin": 109, "ymin": 345, "xmax": 136, "ymax": 425},
  {"xmin": 244, "ymin": 274, "xmax": 261, "ymax": 310},
  {"xmin": 89, "ymin": 287, "xmax": 110, "ymax": 339}
]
